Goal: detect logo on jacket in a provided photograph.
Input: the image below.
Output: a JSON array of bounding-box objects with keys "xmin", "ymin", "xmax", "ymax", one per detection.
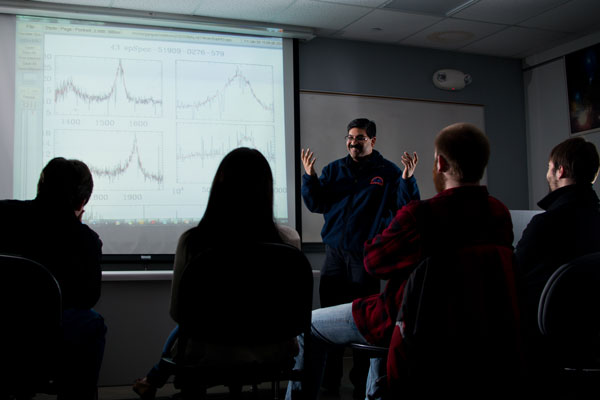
[{"xmin": 370, "ymin": 176, "xmax": 384, "ymax": 186}]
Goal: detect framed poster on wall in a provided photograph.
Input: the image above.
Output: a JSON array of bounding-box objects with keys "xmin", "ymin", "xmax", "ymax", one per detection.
[{"xmin": 565, "ymin": 42, "xmax": 600, "ymax": 135}]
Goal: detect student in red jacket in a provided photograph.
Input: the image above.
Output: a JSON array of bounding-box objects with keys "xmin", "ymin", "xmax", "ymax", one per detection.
[{"xmin": 286, "ymin": 123, "xmax": 519, "ymax": 400}]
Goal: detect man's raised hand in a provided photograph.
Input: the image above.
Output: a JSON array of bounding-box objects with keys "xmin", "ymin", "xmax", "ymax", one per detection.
[
  {"xmin": 301, "ymin": 148, "xmax": 317, "ymax": 176},
  {"xmin": 401, "ymin": 151, "xmax": 418, "ymax": 179}
]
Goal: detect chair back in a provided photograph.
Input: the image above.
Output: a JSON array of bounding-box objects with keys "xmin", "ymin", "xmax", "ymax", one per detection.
[
  {"xmin": 0, "ymin": 254, "xmax": 62, "ymax": 395},
  {"xmin": 538, "ymin": 251, "xmax": 600, "ymax": 367},
  {"xmin": 176, "ymin": 242, "xmax": 314, "ymax": 346},
  {"xmin": 397, "ymin": 244, "xmax": 522, "ymax": 376}
]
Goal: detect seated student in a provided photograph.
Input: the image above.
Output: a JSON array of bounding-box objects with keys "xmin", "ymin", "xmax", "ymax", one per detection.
[
  {"xmin": 0, "ymin": 157, "xmax": 106, "ymax": 400},
  {"xmin": 285, "ymin": 123, "xmax": 519, "ymax": 400},
  {"xmin": 133, "ymin": 147, "xmax": 300, "ymax": 400},
  {"xmin": 515, "ymin": 137, "xmax": 600, "ymax": 337}
]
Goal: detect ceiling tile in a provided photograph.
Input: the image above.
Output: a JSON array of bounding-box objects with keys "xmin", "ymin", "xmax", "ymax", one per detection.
[
  {"xmin": 519, "ymin": 0, "xmax": 600, "ymax": 34},
  {"xmin": 383, "ymin": 0, "xmax": 469, "ymax": 16},
  {"xmin": 190, "ymin": 0, "xmax": 295, "ymax": 23},
  {"xmin": 339, "ymin": 9, "xmax": 441, "ymax": 42},
  {"xmin": 112, "ymin": 0, "xmax": 201, "ymax": 14},
  {"xmin": 23, "ymin": 0, "xmax": 600, "ymax": 59},
  {"xmin": 460, "ymin": 26, "xmax": 569, "ymax": 57},
  {"xmin": 313, "ymin": 27, "xmax": 341, "ymax": 37},
  {"xmin": 272, "ymin": 0, "xmax": 371, "ymax": 30},
  {"xmin": 400, "ymin": 17, "xmax": 506, "ymax": 51},
  {"xmin": 453, "ymin": 0, "xmax": 569, "ymax": 25}
]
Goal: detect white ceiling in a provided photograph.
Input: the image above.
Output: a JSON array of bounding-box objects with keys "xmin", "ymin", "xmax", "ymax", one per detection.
[{"xmin": 23, "ymin": 0, "xmax": 600, "ymax": 58}]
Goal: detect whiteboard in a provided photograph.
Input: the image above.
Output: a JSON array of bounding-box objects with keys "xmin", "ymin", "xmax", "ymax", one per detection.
[{"xmin": 299, "ymin": 90, "xmax": 485, "ymax": 242}]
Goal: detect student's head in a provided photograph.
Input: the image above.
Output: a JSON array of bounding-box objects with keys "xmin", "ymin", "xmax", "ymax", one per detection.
[
  {"xmin": 433, "ymin": 123, "xmax": 490, "ymax": 192},
  {"xmin": 36, "ymin": 157, "xmax": 93, "ymax": 211},
  {"xmin": 346, "ymin": 118, "xmax": 376, "ymax": 161},
  {"xmin": 201, "ymin": 147, "xmax": 280, "ymax": 241},
  {"xmin": 547, "ymin": 137, "xmax": 600, "ymax": 191}
]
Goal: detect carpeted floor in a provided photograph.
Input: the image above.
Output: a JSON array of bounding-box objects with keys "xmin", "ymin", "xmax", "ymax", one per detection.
[{"xmin": 33, "ymin": 357, "xmax": 359, "ymax": 400}]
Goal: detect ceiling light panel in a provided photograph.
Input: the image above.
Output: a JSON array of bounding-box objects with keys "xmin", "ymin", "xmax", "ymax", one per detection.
[
  {"xmin": 312, "ymin": 0, "xmax": 390, "ymax": 7},
  {"xmin": 273, "ymin": 0, "xmax": 370, "ymax": 30},
  {"xmin": 383, "ymin": 0, "xmax": 471, "ymax": 16},
  {"xmin": 453, "ymin": 0, "xmax": 571, "ymax": 25},
  {"xmin": 191, "ymin": 0, "xmax": 295, "ymax": 22},
  {"xmin": 112, "ymin": 0, "xmax": 201, "ymax": 14},
  {"xmin": 32, "ymin": 0, "xmax": 112, "ymax": 6}
]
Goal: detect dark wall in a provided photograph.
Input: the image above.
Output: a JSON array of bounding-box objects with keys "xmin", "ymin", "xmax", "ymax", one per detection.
[{"xmin": 297, "ymin": 37, "xmax": 528, "ymax": 209}]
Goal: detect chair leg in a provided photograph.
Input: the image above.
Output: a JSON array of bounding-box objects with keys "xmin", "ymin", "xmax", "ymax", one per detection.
[{"xmin": 273, "ymin": 380, "xmax": 280, "ymax": 400}]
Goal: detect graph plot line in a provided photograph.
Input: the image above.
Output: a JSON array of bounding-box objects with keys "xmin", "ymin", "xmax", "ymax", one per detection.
[
  {"xmin": 54, "ymin": 58, "xmax": 163, "ymax": 109},
  {"xmin": 177, "ymin": 66, "xmax": 273, "ymax": 113},
  {"xmin": 176, "ymin": 128, "xmax": 276, "ymax": 164},
  {"xmin": 176, "ymin": 61, "xmax": 275, "ymax": 122},
  {"xmin": 89, "ymin": 135, "xmax": 164, "ymax": 185},
  {"xmin": 175, "ymin": 123, "xmax": 277, "ymax": 185}
]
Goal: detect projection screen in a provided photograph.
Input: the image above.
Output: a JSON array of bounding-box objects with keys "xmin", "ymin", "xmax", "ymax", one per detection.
[{"xmin": 1, "ymin": 14, "xmax": 297, "ymax": 256}]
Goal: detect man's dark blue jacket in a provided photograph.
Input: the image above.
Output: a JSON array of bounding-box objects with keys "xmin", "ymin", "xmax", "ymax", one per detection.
[{"xmin": 302, "ymin": 150, "xmax": 420, "ymax": 252}]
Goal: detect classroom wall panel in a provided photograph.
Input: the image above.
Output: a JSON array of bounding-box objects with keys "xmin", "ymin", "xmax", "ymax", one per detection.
[
  {"xmin": 299, "ymin": 91, "xmax": 485, "ymax": 242},
  {"xmin": 298, "ymin": 38, "xmax": 528, "ymax": 210}
]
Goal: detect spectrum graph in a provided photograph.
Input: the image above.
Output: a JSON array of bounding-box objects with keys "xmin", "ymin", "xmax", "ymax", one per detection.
[
  {"xmin": 176, "ymin": 123, "xmax": 276, "ymax": 184},
  {"xmin": 52, "ymin": 130, "xmax": 164, "ymax": 191},
  {"xmin": 52, "ymin": 56, "xmax": 163, "ymax": 117},
  {"xmin": 176, "ymin": 61, "xmax": 274, "ymax": 122}
]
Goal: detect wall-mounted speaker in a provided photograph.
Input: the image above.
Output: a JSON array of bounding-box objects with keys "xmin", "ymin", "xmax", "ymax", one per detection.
[{"xmin": 433, "ymin": 69, "xmax": 472, "ymax": 91}]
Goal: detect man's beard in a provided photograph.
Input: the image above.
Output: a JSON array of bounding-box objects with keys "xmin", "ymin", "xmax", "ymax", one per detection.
[{"xmin": 433, "ymin": 163, "xmax": 445, "ymax": 193}]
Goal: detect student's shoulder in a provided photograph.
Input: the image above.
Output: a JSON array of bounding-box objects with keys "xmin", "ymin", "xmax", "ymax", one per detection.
[
  {"xmin": 78, "ymin": 222, "xmax": 102, "ymax": 252},
  {"xmin": 176, "ymin": 225, "xmax": 208, "ymax": 251},
  {"xmin": 487, "ymin": 195, "xmax": 511, "ymax": 215},
  {"xmin": 276, "ymin": 224, "xmax": 301, "ymax": 249},
  {"xmin": 0, "ymin": 199, "xmax": 31, "ymax": 211},
  {"xmin": 79, "ymin": 222, "xmax": 100, "ymax": 238},
  {"xmin": 394, "ymin": 197, "xmax": 423, "ymax": 219},
  {"xmin": 0, "ymin": 199, "xmax": 35, "ymax": 223}
]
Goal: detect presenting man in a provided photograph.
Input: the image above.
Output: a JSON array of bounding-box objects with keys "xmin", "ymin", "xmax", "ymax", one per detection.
[
  {"xmin": 0, "ymin": 157, "xmax": 106, "ymax": 400},
  {"xmin": 515, "ymin": 137, "xmax": 600, "ymax": 335},
  {"xmin": 301, "ymin": 118, "xmax": 419, "ymax": 395},
  {"xmin": 287, "ymin": 122, "xmax": 519, "ymax": 400}
]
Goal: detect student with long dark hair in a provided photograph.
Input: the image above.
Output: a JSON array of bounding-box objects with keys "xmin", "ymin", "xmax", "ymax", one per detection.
[{"xmin": 133, "ymin": 147, "xmax": 299, "ymax": 400}]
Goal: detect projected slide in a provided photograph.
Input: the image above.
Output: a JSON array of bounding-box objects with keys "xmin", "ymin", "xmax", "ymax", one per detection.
[
  {"xmin": 13, "ymin": 16, "xmax": 292, "ymax": 254},
  {"xmin": 176, "ymin": 123, "xmax": 276, "ymax": 184},
  {"xmin": 52, "ymin": 130, "xmax": 164, "ymax": 190},
  {"xmin": 176, "ymin": 61, "xmax": 274, "ymax": 122},
  {"xmin": 53, "ymin": 57, "xmax": 163, "ymax": 117}
]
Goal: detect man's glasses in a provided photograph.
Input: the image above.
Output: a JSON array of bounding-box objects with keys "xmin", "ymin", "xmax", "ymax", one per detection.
[{"xmin": 344, "ymin": 135, "xmax": 370, "ymax": 142}]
